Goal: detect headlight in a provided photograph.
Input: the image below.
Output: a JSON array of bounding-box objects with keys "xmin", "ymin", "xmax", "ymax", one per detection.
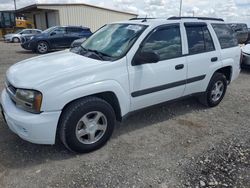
[
  {"xmin": 30, "ymin": 36, "xmax": 34, "ymax": 40},
  {"xmin": 15, "ymin": 89, "xmax": 43, "ymax": 113}
]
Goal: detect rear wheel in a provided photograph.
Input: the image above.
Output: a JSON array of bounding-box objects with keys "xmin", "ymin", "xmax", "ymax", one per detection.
[
  {"xmin": 13, "ymin": 37, "xmax": 20, "ymax": 43},
  {"xmin": 59, "ymin": 97, "xmax": 116, "ymax": 153},
  {"xmin": 37, "ymin": 41, "xmax": 49, "ymax": 54},
  {"xmin": 199, "ymin": 73, "xmax": 227, "ymax": 107}
]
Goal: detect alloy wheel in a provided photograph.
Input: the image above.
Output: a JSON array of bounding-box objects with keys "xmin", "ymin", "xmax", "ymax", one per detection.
[
  {"xmin": 37, "ymin": 42, "xmax": 48, "ymax": 53},
  {"xmin": 211, "ymin": 80, "xmax": 224, "ymax": 102},
  {"xmin": 75, "ymin": 111, "xmax": 108, "ymax": 144}
]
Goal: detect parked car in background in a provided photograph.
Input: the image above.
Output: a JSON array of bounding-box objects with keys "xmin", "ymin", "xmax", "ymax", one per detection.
[
  {"xmin": 241, "ymin": 44, "xmax": 250, "ymax": 68},
  {"xmin": 71, "ymin": 37, "xmax": 88, "ymax": 48},
  {"xmin": 21, "ymin": 26, "xmax": 92, "ymax": 54},
  {"xmin": 229, "ymin": 23, "xmax": 248, "ymax": 44},
  {"xmin": 1, "ymin": 17, "xmax": 241, "ymax": 153},
  {"xmin": 4, "ymin": 29, "xmax": 42, "ymax": 43},
  {"xmin": 245, "ymin": 28, "xmax": 250, "ymax": 44}
]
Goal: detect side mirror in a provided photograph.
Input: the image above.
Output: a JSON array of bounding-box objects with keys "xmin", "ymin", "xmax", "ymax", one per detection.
[
  {"xmin": 71, "ymin": 38, "xmax": 87, "ymax": 48},
  {"xmin": 50, "ymin": 32, "xmax": 56, "ymax": 36},
  {"xmin": 132, "ymin": 51, "xmax": 160, "ymax": 66}
]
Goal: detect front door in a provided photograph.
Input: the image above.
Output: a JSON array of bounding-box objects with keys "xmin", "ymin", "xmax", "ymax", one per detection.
[
  {"xmin": 128, "ymin": 24, "xmax": 188, "ymax": 111},
  {"xmin": 49, "ymin": 27, "xmax": 66, "ymax": 48}
]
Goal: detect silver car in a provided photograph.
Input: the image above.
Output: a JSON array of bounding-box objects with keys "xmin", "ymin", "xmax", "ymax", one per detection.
[{"xmin": 4, "ymin": 29, "xmax": 42, "ymax": 43}]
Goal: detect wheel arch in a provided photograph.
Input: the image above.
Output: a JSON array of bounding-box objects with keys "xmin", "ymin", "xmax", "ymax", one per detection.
[
  {"xmin": 214, "ymin": 66, "xmax": 232, "ymax": 83},
  {"xmin": 60, "ymin": 91, "xmax": 123, "ymax": 122},
  {"xmin": 55, "ymin": 91, "xmax": 123, "ymax": 143}
]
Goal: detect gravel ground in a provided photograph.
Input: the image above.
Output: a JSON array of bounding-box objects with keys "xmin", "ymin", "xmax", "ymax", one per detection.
[{"xmin": 0, "ymin": 42, "xmax": 249, "ymax": 188}]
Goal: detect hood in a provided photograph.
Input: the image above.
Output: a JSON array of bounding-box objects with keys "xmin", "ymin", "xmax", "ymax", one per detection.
[
  {"xmin": 4, "ymin": 33, "xmax": 15, "ymax": 37},
  {"xmin": 7, "ymin": 50, "xmax": 103, "ymax": 88}
]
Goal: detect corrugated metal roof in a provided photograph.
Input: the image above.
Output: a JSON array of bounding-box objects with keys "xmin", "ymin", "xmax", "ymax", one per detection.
[{"xmin": 16, "ymin": 3, "xmax": 138, "ymax": 16}]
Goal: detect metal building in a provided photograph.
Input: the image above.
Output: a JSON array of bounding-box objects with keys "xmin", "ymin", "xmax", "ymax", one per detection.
[{"xmin": 16, "ymin": 3, "xmax": 137, "ymax": 31}]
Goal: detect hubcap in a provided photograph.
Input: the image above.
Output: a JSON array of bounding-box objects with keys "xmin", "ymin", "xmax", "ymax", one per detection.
[
  {"xmin": 75, "ymin": 111, "xmax": 107, "ymax": 144},
  {"xmin": 38, "ymin": 42, "xmax": 48, "ymax": 53},
  {"xmin": 211, "ymin": 80, "xmax": 224, "ymax": 102},
  {"xmin": 14, "ymin": 38, "xmax": 19, "ymax": 42}
]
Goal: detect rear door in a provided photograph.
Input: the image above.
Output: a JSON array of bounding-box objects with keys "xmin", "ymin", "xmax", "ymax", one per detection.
[
  {"xmin": 64, "ymin": 27, "xmax": 82, "ymax": 47},
  {"xmin": 183, "ymin": 22, "xmax": 221, "ymax": 96},
  {"xmin": 211, "ymin": 23, "xmax": 241, "ymax": 81},
  {"xmin": 128, "ymin": 24, "xmax": 188, "ymax": 111}
]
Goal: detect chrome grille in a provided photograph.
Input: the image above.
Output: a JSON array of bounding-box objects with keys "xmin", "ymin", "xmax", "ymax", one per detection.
[
  {"xmin": 5, "ymin": 80, "xmax": 17, "ymax": 104},
  {"xmin": 8, "ymin": 84, "xmax": 16, "ymax": 94}
]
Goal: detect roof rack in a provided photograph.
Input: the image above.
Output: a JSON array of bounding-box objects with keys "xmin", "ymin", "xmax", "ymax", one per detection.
[
  {"xmin": 129, "ymin": 17, "xmax": 156, "ymax": 22},
  {"xmin": 168, "ymin": 17, "xmax": 224, "ymax": 22},
  {"xmin": 130, "ymin": 18, "xmax": 156, "ymax": 20}
]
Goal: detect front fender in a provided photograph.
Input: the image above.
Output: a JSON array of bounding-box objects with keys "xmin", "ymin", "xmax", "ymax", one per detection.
[{"xmin": 41, "ymin": 80, "xmax": 130, "ymax": 116}]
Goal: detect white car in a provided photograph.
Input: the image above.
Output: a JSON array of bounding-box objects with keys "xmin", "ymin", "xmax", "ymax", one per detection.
[
  {"xmin": 242, "ymin": 44, "xmax": 250, "ymax": 67},
  {"xmin": 0, "ymin": 17, "xmax": 241, "ymax": 153},
  {"xmin": 4, "ymin": 29, "xmax": 42, "ymax": 43}
]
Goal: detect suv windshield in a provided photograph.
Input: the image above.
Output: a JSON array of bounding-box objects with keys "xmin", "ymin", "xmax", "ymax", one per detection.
[
  {"xmin": 79, "ymin": 24, "xmax": 147, "ymax": 61},
  {"xmin": 43, "ymin": 27, "xmax": 57, "ymax": 33}
]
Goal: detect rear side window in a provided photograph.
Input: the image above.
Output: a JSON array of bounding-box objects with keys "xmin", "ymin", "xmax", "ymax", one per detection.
[
  {"xmin": 185, "ymin": 24, "xmax": 215, "ymax": 54},
  {"xmin": 141, "ymin": 25, "xmax": 182, "ymax": 61},
  {"xmin": 83, "ymin": 28, "xmax": 91, "ymax": 33},
  {"xmin": 22, "ymin": 30, "xmax": 32, "ymax": 34},
  {"xmin": 32, "ymin": 30, "xmax": 40, "ymax": 34},
  {"xmin": 67, "ymin": 27, "xmax": 83, "ymax": 33},
  {"xmin": 212, "ymin": 24, "xmax": 238, "ymax": 49}
]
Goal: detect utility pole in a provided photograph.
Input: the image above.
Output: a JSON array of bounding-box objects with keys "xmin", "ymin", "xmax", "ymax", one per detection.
[
  {"xmin": 13, "ymin": 0, "xmax": 17, "ymax": 11},
  {"xmin": 179, "ymin": 0, "xmax": 183, "ymax": 17}
]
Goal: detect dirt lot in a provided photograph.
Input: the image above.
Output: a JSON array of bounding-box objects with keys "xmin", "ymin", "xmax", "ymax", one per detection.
[{"xmin": 0, "ymin": 42, "xmax": 249, "ymax": 188}]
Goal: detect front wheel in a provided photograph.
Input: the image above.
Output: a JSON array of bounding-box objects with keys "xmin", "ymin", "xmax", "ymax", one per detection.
[
  {"xmin": 13, "ymin": 37, "xmax": 20, "ymax": 43},
  {"xmin": 199, "ymin": 73, "xmax": 227, "ymax": 107},
  {"xmin": 59, "ymin": 97, "xmax": 116, "ymax": 153},
  {"xmin": 37, "ymin": 41, "xmax": 49, "ymax": 54}
]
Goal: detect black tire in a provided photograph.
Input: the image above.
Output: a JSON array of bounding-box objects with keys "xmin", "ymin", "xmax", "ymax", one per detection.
[
  {"xmin": 199, "ymin": 73, "xmax": 227, "ymax": 107},
  {"xmin": 36, "ymin": 41, "xmax": 49, "ymax": 54},
  {"xmin": 13, "ymin": 37, "xmax": 20, "ymax": 43},
  {"xmin": 59, "ymin": 97, "xmax": 116, "ymax": 153}
]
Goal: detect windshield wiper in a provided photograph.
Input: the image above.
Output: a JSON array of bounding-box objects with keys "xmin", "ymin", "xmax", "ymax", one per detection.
[
  {"xmin": 81, "ymin": 47, "xmax": 113, "ymax": 60},
  {"xmin": 87, "ymin": 49, "xmax": 105, "ymax": 60}
]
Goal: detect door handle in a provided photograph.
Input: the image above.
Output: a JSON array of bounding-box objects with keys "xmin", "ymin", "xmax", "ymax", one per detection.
[
  {"xmin": 211, "ymin": 57, "xmax": 218, "ymax": 62},
  {"xmin": 175, "ymin": 64, "xmax": 184, "ymax": 70}
]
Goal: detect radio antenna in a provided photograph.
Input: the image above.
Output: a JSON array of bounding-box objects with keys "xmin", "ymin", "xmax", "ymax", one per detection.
[{"xmin": 142, "ymin": 15, "xmax": 148, "ymax": 22}]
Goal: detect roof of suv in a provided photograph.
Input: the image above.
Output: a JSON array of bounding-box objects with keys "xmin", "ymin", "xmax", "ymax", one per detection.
[
  {"xmin": 52, "ymin": 26, "xmax": 90, "ymax": 29},
  {"xmin": 115, "ymin": 17, "xmax": 225, "ymax": 27}
]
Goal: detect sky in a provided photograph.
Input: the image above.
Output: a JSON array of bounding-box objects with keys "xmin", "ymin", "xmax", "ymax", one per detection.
[{"xmin": 1, "ymin": 0, "xmax": 250, "ymax": 26}]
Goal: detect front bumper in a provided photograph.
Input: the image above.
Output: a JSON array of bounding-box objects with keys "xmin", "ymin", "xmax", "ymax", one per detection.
[
  {"xmin": 4, "ymin": 37, "xmax": 12, "ymax": 42},
  {"xmin": 21, "ymin": 41, "xmax": 37, "ymax": 50},
  {"xmin": 0, "ymin": 89, "xmax": 61, "ymax": 145}
]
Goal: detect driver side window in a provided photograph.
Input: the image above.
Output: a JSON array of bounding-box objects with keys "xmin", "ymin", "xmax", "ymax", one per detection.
[{"xmin": 141, "ymin": 25, "xmax": 182, "ymax": 61}]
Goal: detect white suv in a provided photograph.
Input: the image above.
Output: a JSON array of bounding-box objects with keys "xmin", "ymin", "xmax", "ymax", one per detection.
[{"xmin": 0, "ymin": 17, "xmax": 241, "ymax": 153}]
